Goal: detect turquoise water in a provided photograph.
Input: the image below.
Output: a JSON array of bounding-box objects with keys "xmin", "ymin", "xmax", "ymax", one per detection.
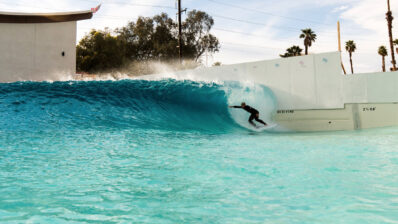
[{"xmin": 0, "ymin": 80, "xmax": 397, "ymax": 223}]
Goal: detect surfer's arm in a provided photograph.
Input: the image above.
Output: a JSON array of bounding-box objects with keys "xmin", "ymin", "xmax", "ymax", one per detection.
[{"xmin": 229, "ymin": 106, "xmax": 242, "ymax": 108}]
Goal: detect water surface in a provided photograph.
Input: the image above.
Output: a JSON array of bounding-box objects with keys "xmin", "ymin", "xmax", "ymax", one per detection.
[{"xmin": 0, "ymin": 80, "xmax": 397, "ymax": 223}]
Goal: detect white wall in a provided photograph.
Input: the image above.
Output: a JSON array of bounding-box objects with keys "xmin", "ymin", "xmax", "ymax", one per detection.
[
  {"xmin": 149, "ymin": 52, "xmax": 343, "ymax": 110},
  {"xmin": 343, "ymin": 72, "xmax": 398, "ymax": 104},
  {"xmin": 0, "ymin": 21, "xmax": 76, "ymax": 82},
  {"xmin": 147, "ymin": 52, "xmax": 398, "ymax": 110}
]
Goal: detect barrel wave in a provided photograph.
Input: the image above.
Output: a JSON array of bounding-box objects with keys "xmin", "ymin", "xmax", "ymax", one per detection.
[
  {"xmin": 1, "ymin": 79, "xmax": 398, "ymax": 223},
  {"xmin": 0, "ymin": 79, "xmax": 276, "ymax": 134}
]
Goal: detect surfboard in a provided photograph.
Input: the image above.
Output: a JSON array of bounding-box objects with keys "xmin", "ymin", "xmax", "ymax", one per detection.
[{"xmin": 256, "ymin": 123, "xmax": 277, "ymax": 130}]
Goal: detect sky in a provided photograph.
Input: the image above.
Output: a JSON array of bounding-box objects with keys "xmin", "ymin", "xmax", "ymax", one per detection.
[{"xmin": 1, "ymin": 0, "xmax": 397, "ymax": 73}]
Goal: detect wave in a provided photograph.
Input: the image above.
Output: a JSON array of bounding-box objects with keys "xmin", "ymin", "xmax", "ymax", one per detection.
[{"xmin": 0, "ymin": 79, "xmax": 277, "ymax": 133}]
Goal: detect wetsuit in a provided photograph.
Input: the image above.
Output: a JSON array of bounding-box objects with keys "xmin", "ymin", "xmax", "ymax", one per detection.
[{"xmin": 232, "ymin": 105, "xmax": 267, "ymax": 127}]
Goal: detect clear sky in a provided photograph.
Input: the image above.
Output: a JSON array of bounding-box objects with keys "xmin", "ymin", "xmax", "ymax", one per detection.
[{"xmin": 1, "ymin": 0, "xmax": 397, "ymax": 73}]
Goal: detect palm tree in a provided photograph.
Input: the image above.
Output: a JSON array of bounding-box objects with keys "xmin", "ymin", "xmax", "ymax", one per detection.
[
  {"xmin": 386, "ymin": 0, "xmax": 397, "ymax": 70},
  {"xmin": 393, "ymin": 39, "xmax": 398, "ymax": 54},
  {"xmin": 299, "ymin": 29, "xmax": 317, "ymax": 55},
  {"xmin": 345, "ymin": 40, "xmax": 356, "ymax": 74},
  {"xmin": 378, "ymin": 46, "xmax": 388, "ymax": 72},
  {"xmin": 280, "ymin": 45, "xmax": 303, "ymax": 58},
  {"xmin": 288, "ymin": 46, "xmax": 303, "ymax": 56}
]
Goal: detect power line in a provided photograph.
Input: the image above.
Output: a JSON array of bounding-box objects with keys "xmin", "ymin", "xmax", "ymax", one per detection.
[
  {"xmin": 222, "ymin": 42, "xmax": 283, "ymax": 50},
  {"xmin": 210, "ymin": 15, "xmax": 382, "ymax": 42},
  {"xmin": 93, "ymin": 10, "xmax": 336, "ymax": 36},
  {"xmin": 85, "ymin": 15, "xmax": 382, "ymax": 43},
  {"xmin": 0, "ymin": 0, "xmax": 385, "ymax": 44},
  {"xmin": 75, "ymin": 25, "xmax": 368, "ymax": 44},
  {"xmin": 0, "ymin": 0, "xmax": 365, "ymax": 36},
  {"xmin": 214, "ymin": 28, "xmax": 273, "ymax": 38},
  {"xmin": 0, "ymin": 0, "xmax": 375, "ymax": 37},
  {"xmin": 80, "ymin": 7, "xmax": 333, "ymax": 36},
  {"xmin": 210, "ymin": 14, "xmax": 337, "ymax": 35},
  {"xmin": 206, "ymin": 0, "xmax": 333, "ymax": 26},
  {"xmin": 93, "ymin": 11, "xmax": 308, "ymax": 33},
  {"xmin": 213, "ymin": 28, "xmax": 339, "ymax": 43},
  {"xmin": 212, "ymin": 14, "xmax": 291, "ymax": 29},
  {"xmin": 195, "ymin": 1, "xmax": 370, "ymax": 35},
  {"xmin": 95, "ymin": 13, "xmax": 308, "ymax": 35}
]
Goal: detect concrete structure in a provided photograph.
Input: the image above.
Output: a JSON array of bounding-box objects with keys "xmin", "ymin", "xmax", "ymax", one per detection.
[
  {"xmin": 145, "ymin": 52, "xmax": 398, "ymax": 132},
  {"xmin": 0, "ymin": 10, "xmax": 93, "ymax": 82}
]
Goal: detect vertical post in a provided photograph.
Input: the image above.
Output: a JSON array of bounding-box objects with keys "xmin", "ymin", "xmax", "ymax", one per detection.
[
  {"xmin": 338, "ymin": 21, "xmax": 347, "ymax": 75},
  {"xmin": 387, "ymin": 0, "xmax": 397, "ymax": 71},
  {"xmin": 178, "ymin": 0, "xmax": 182, "ymax": 64}
]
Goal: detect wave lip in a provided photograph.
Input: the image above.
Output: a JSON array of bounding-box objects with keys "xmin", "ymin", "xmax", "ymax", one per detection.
[{"xmin": 0, "ymin": 79, "xmax": 277, "ymax": 133}]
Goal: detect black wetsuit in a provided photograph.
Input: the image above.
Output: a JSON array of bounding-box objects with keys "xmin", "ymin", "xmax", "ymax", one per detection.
[{"xmin": 232, "ymin": 105, "xmax": 267, "ymax": 127}]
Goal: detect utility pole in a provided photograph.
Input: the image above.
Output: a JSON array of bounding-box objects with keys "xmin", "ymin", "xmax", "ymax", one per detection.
[
  {"xmin": 178, "ymin": 0, "xmax": 183, "ymax": 64},
  {"xmin": 387, "ymin": 0, "xmax": 397, "ymax": 71},
  {"xmin": 337, "ymin": 21, "xmax": 347, "ymax": 75},
  {"xmin": 337, "ymin": 21, "xmax": 342, "ymax": 52}
]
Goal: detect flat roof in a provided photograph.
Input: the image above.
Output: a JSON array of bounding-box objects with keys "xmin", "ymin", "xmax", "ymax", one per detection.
[{"xmin": 0, "ymin": 10, "xmax": 93, "ymax": 23}]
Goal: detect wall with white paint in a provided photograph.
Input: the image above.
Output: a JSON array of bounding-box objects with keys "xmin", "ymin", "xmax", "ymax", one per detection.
[
  {"xmin": 342, "ymin": 72, "xmax": 398, "ymax": 104},
  {"xmin": 0, "ymin": 21, "xmax": 76, "ymax": 82},
  {"xmin": 147, "ymin": 51, "xmax": 398, "ymax": 110}
]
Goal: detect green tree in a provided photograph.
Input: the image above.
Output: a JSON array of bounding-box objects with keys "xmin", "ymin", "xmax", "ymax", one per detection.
[
  {"xmin": 280, "ymin": 45, "xmax": 303, "ymax": 58},
  {"xmin": 115, "ymin": 22, "xmax": 139, "ymax": 61},
  {"xmin": 116, "ymin": 14, "xmax": 179, "ymax": 61},
  {"xmin": 76, "ymin": 29, "xmax": 125, "ymax": 72},
  {"xmin": 151, "ymin": 13, "xmax": 179, "ymax": 60},
  {"xmin": 299, "ymin": 29, "xmax": 317, "ymax": 55},
  {"xmin": 345, "ymin": 40, "xmax": 356, "ymax": 74},
  {"xmin": 183, "ymin": 10, "xmax": 220, "ymax": 61},
  {"xmin": 77, "ymin": 11, "xmax": 220, "ymax": 73},
  {"xmin": 378, "ymin": 46, "xmax": 388, "ymax": 72},
  {"xmin": 133, "ymin": 16, "xmax": 155, "ymax": 60}
]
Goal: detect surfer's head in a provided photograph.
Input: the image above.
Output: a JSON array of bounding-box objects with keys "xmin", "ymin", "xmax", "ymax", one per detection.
[{"xmin": 241, "ymin": 102, "xmax": 246, "ymax": 107}]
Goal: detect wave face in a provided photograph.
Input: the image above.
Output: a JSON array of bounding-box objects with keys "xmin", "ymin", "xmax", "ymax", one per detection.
[{"xmin": 0, "ymin": 79, "xmax": 276, "ymax": 133}]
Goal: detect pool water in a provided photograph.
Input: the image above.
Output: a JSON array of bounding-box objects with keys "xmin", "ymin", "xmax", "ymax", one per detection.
[{"xmin": 0, "ymin": 80, "xmax": 397, "ymax": 223}]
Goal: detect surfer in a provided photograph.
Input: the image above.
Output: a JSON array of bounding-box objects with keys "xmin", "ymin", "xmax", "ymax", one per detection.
[{"xmin": 229, "ymin": 102, "xmax": 267, "ymax": 127}]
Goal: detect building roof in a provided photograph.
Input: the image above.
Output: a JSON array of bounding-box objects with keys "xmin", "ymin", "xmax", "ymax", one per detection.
[{"xmin": 0, "ymin": 10, "xmax": 93, "ymax": 23}]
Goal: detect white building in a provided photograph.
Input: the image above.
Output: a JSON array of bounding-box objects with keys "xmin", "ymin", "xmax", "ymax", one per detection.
[{"xmin": 0, "ymin": 10, "xmax": 94, "ymax": 82}]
